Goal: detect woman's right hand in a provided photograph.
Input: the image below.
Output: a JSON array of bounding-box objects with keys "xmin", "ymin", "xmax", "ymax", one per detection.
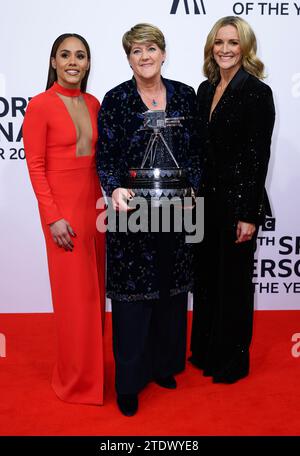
[
  {"xmin": 49, "ymin": 219, "xmax": 76, "ymax": 251},
  {"xmin": 112, "ymin": 188, "xmax": 135, "ymax": 211}
]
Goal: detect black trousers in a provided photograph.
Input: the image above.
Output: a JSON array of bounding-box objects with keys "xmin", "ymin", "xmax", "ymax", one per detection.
[
  {"xmin": 112, "ymin": 292, "xmax": 188, "ymax": 395},
  {"xmin": 190, "ymin": 196, "xmax": 257, "ymax": 379}
]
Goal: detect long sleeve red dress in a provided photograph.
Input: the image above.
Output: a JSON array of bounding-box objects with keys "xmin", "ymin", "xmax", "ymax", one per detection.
[{"xmin": 23, "ymin": 81, "xmax": 105, "ymax": 405}]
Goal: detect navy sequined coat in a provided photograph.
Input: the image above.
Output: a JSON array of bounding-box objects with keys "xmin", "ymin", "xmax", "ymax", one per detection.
[
  {"xmin": 96, "ymin": 77, "xmax": 201, "ymax": 301},
  {"xmin": 197, "ymin": 67, "xmax": 275, "ymax": 226}
]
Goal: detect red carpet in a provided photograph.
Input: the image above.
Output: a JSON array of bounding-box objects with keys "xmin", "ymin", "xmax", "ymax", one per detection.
[{"xmin": 0, "ymin": 311, "xmax": 300, "ymax": 436}]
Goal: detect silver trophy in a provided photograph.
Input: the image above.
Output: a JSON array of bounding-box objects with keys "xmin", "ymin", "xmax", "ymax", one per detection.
[{"xmin": 127, "ymin": 110, "xmax": 191, "ymax": 205}]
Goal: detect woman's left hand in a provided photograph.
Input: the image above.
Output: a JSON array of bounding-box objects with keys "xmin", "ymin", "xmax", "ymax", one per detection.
[
  {"xmin": 235, "ymin": 221, "xmax": 256, "ymax": 244},
  {"xmin": 112, "ymin": 188, "xmax": 135, "ymax": 211}
]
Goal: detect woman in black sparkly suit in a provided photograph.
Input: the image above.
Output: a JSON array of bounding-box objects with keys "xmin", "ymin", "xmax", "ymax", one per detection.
[{"xmin": 190, "ymin": 16, "xmax": 275, "ymax": 383}]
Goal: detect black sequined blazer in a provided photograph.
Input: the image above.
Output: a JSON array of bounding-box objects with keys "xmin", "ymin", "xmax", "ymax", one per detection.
[
  {"xmin": 97, "ymin": 77, "xmax": 201, "ymax": 301},
  {"xmin": 197, "ymin": 67, "xmax": 275, "ymax": 225}
]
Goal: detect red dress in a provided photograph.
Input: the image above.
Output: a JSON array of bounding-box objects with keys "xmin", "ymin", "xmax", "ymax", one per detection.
[{"xmin": 23, "ymin": 82, "xmax": 105, "ymax": 405}]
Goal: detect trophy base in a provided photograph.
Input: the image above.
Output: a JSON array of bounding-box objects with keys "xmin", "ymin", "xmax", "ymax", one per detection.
[{"xmin": 127, "ymin": 168, "xmax": 191, "ymax": 207}]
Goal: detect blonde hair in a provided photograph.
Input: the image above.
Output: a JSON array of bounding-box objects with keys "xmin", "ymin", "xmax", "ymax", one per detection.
[
  {"xmin": 122, "ymin": 23, "xmax": 166, "ymax": 56},
  {"xmin": 203, "ymin": 16, "xmax": 265, "ymax": 83}
]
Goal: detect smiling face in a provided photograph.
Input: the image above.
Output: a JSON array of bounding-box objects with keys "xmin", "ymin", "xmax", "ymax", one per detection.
[
  {"xmin": 213, "ymin": 25, "xmax": 242, "ymax": 76},
  {"xmin": 128, "ymin": 42, "xmax": 165, "ymax": 83},
  {"xmin": 51, "ymin": 37, "xmax": 90, "ymax": 89}
]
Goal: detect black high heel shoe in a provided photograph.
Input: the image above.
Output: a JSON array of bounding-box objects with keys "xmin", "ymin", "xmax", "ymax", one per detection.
[
  {"xmin": 212, "ymin": 349, "xmax": 249, "ymax": 384},
  {"xmin": 155, "ymin": 375, "xmax": 177, "ymax": 389},
  {"xmin": 117, "ymin": 394, "xmax": 138, "ymax": 416},
  {"xmin": 188, "ymin": 355, "xmax": 204, "ymax": 370}
]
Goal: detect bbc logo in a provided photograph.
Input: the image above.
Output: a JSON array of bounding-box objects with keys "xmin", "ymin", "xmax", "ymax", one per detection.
[{"xmin": 262, "ymin": 217, "xmax": 276, "ymax": 231}]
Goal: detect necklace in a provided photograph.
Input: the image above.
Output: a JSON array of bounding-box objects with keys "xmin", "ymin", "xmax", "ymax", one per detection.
[{"xmin": 138, "ymin": 84, "xmax": 164, "ymax": 107}]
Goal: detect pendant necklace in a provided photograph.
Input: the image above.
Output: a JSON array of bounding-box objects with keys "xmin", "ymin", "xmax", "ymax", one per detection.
[{"xmin": 138, "ymin": 84, "xmax": 164, "ymax": 108}]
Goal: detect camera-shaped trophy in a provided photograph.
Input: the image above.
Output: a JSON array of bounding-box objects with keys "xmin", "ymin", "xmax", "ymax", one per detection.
[{"xmin": 127, "ymin": 110, "xmax": 191, "ymax": 206}]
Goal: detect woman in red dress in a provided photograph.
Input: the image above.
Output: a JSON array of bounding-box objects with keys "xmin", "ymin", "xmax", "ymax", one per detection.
[{"xmin": 23, "ymin": 34, "xmax": 105, "ymax": 405}]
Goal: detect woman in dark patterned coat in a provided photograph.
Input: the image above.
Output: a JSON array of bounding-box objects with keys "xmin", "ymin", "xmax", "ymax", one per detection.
[
  {"xmin": 96, "ymin": 23, "xmax": 201, "ymax": 416},
  {"xmin": 190, "ymin": 16, "xmax": 275, "ymax": 383}
]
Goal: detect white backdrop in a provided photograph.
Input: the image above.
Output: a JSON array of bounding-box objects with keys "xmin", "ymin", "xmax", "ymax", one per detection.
[{"xmin": 0, "ymin": 0, "xmax": 299, "ymax": 312}]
